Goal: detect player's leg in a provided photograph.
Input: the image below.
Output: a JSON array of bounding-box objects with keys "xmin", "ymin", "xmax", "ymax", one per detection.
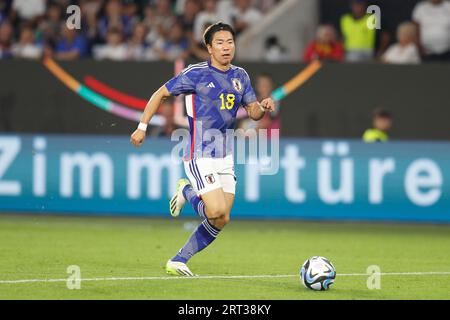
[
  {"xmin": 168, "ymin": 188, "xmax": 227, "ymax": 272},
  {"xmin": 209, "ymin": 171, "xmax": 236, "ymax": 228},
  {"xmin": 219, "ymin": 191, "xmax": 234, "ymax": 228},
  {"xmin": 166, "ymin": 158, "xmax": 225, "ymax": 276},
  {"xmin": 168, "ymin": 161, "xmax": 236, "ymax": 266},
  {"xmin": 169, "ymin": 158, "xmax": 218, "ymax": 219},
  {"xmin": 213, "ymin": 154, "xmax": 237, "ymax": 228},
  {"xmin": 199, "ymin": 187, "xmax": 230, "ymax": 228},
  {"xmin": 189, "ymin": 156, "xmax": 237, "ymax": 229},
  {"xmin": 176, "ymin": 157, "xmax": 236, "ymax": 227},
  {"xmin": 166, "ymin": 156, "xmax": 237, "ymax": 276}
]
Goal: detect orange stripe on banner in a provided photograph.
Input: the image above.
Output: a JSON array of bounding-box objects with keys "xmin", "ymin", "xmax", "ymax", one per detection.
[
  {"xmin": 284, "ymin": 60, "xmax": 322, "ymax": 95},
  {"xmin": 42, "ymin": 57, "xmax": 80, "ymax": 92}
]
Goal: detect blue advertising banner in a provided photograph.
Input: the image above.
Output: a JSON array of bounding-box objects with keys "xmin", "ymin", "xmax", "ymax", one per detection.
[{"xmin": 0, "ymin": 134, "xmax": 449, "ymax": 222}]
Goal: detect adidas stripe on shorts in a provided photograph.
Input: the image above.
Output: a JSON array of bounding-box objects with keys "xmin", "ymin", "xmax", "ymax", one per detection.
[{"xmin": 183, "ymin": 154, "xmax": 236, "ymax": 195}]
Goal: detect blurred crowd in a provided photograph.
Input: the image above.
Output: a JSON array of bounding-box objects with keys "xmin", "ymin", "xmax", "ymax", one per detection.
[
  {"xmin": 0, "ymin": 0, "xmax": 279, "ymax": 61},
  {"xmin": 2, "ymin": 0, "xmax": 449, "ymax": 64},
  {"xmin": 303, "ymin": 0, "xmax": 450, "ymax": 65}
]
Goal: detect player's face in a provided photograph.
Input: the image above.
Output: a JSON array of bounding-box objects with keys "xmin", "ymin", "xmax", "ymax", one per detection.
[{"xmin": 208, "ymin": 30, "xmax": 235, "ymax": 66}]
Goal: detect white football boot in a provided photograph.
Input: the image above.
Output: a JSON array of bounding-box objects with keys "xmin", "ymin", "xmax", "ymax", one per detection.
[{"xmin": 169, "ymin": 179, "xmax": 190, "ymax": 217}]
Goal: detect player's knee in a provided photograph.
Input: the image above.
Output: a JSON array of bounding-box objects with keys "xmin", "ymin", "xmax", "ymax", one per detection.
[
  {"xmin": 222, "ymin": 214, "xmax": 230, "ymax": 225},
  {"xmin": 212, "ymin": 214, "xmax": 230, "ymax": 230},
  {"xmin": 206, "ymin": 203, "xmax": 227, "ymax": 220}
]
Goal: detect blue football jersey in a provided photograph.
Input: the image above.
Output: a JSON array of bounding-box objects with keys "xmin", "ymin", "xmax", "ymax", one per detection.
[{"xmin": 164, "ymin": 60, "xmax": 257, "ymax": 160}]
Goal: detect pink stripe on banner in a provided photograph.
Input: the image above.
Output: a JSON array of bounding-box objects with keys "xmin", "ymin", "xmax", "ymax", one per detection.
[
  {"xmin": 110, "ymin": 102, "xmax": 166, "ymax": 126},
  {"xmin": 110, "ymin": 102, "xmax": 141, "ymax": 121}
]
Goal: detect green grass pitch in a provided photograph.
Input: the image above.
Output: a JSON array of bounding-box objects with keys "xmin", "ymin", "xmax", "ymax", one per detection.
[{"xmin": 0, "ymin": 214, "xmax": 449, "ymax": 300}]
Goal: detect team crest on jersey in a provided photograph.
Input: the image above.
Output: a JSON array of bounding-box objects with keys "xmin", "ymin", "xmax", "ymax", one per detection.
[
  {"xmin": 205, "ymin": 174, "xmax": 215, "ymax": 184},
  {"xmin": 231, "ymin": 78, "xmax": 243, "ymax": 93}
]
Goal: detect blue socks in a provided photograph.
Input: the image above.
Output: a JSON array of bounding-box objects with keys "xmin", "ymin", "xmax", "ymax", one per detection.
[
  {"xmin": 172, "ymin": 219, "xmax": 220, "ymax": 263},
  {"xmin": 182, "ymin": 184, "xmax": 207, "ymax": 219},
  {"xmin": 172, "ymin": 184, "xmax": 220, "ymax": 263}
]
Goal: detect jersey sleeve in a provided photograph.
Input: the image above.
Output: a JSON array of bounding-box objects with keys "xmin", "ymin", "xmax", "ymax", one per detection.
[
  {"xmin": 164, "ymin": 70, "xmax": 196, "ymax": 96},
  {"xmin": 241, "ymin": 69, "xmax": 257, "ymax": 106}
]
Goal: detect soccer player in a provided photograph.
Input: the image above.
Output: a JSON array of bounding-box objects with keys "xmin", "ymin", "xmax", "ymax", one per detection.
[{"xmin": 130, "ymin": 22, "xmax": 275, "ymax": 276}]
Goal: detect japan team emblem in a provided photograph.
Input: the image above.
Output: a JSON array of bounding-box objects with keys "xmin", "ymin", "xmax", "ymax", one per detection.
[
  {"xmin": 231, "ymin": 78, "xmax": 243, "ymax": 93},
  {"xmin": 205, "ymin": 174, "xmax": 215, "ymax": 184}
]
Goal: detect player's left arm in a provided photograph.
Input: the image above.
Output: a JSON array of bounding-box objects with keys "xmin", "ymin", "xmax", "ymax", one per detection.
[
  {"xmin": 240, "ymin": 69, "xmax": 275, "ymax": 121},
  {"xmin": 244, "ymin": 99, "xmax": 275, "ymax": 121}
]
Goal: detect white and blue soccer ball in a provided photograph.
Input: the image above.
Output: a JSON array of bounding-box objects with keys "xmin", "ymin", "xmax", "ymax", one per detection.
[{"xmin": 300, "ymin": 256, "xmax": 336, "ymax": 291}]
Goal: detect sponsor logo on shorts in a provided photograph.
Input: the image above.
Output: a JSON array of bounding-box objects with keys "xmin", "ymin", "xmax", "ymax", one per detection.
[{"xmin": 205, "ymin": 174, "xmax": 215, "ymax": 184}]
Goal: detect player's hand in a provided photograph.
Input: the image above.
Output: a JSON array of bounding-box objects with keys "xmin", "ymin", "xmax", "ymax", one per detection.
[
  {"xmin": 130, "ymin": 129, "xmax": 146, "ymax": 147},
  {"xmin": 260, "ymin": 98, "xmax": 275, "ymax": 113}
]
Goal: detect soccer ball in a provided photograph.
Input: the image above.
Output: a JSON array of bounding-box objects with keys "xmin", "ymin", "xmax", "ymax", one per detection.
[{"xmin": 300, "ymin": 256, "xmax": 336, "ymax": 291}]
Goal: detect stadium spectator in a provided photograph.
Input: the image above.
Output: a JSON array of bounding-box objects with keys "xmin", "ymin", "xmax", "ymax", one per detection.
[
  {"xmin": 37, "ymin": 2, "xmax": 63, "ymax": 48},
  {"xmin": 0, "ymin": 20, "xmax": 13, "ymax": 59},
  {"xmin": 51, "ymin": 0, "xmax": 71, "ymax": 7},
  {"xmin": 126, "ymin": 23, "xmax": 158, "ymax": 61},
  {"xmin": 11, "ymin": 23, "xmax": 42, "ymax": 59},
  {"xmin": 177, "ymin": 0, "xmax": 200, "ymax": 35},
  {"xmin": 80, "ymin": 0, "xmax": 103, "ymax": 17},
  {"xmin": 126, "ymin": 22, "xmax": 147, "ymax": 60},
  {"xmin": 253, "ymin": 0, "xmax": 279, "ymax": 13},
  {"xmin": 93, "ymin": 27, "xmax": 128, "ymax": 60},
  {"xmin": 229, "ymin": 0, "xmax": 263, "ymax": 35},
  {"xmin": 52, "ymin": 25, "xmax": 88, "ymax": 60},
  {"xmin": 97, "ymin": 0, "xmax": 133, "ymax": 43},
  {"xmin": 0, "ymin": 1, "xmax": 11, "ymax": 25},
  {"xmin": 303, "ymin": 24, "xmax": 344, "ymax": 63},
  {"xmin": 10, "ymin": 0, "xmax": 45, "ymax": 24},
  {"xmin": 412, "ymin": 0, "xmax": 450, "ymax": 62},
  {"xmin": 142, "ymin": 5, "xmax": 160, "ymax": 45},
  {"xmin": 153, "ymin": 21, "xmax": 189, "ymax": 61},
  {"xmin": 340, "ymin": 0, "xmax": 376, "ymax": 62},
  {"xmin": 175, "ymin": 0, "xmax": 187, "ymax": 16},
  {"xmin": 151, "ymin": 0, "xmax": 177, "ymax": 40},
  {"xmin": 382, "ymin": 22, "xmax": 421, "ymax": 65},
  {"xmin": 216, "ymin": 0, "xmax": 277, "ymax": 20},
  {"xmin": 79, "ymin": 0, "xmax": 102, "ymax": 43},
  {"xmin": 264, "ymin": 35, "xmax": 289, "ymax": 62},
  {"xmin": 123, "ymin": 0, "xmax": 141, "ymax": 27},
  {"xmin": 362, "ymin": 108, "xmax": 393, "ymax": 143},
  {"xmin": 193, "ymin": 0, "xmax": 230, "ymax": 42}
]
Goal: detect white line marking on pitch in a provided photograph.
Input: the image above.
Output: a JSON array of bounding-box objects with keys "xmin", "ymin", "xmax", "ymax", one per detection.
[{"xmin": 0, "ymin": 272, "xmax": 450, "ymax": 284}]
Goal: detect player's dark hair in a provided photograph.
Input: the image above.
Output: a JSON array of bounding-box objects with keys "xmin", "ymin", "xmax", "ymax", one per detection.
[
  {"xmin": 203, "ymin": 22, "xmax": 235, "ymax": 46},
  {"xmin": 373, "ymin": 108, "xmax": 392, "ymax": 119}
]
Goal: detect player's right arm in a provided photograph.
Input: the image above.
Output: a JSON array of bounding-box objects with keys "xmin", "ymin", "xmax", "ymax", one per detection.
[
  {"xmin": 130, "ymin": 85, "xmax": 171, "ymax": 147},
  {"xmin": 130, "ymin": 66, "xmax": 196, "ymax": 147}
]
